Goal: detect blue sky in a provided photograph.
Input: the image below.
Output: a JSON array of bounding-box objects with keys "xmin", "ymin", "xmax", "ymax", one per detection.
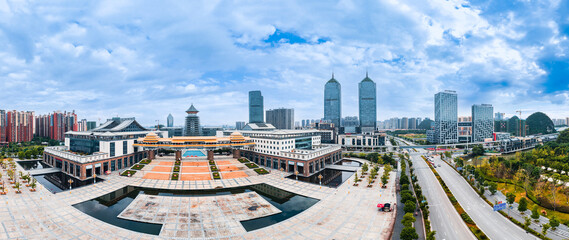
[{"xmin": 0, "ymin": 0, "xmax": 568, "ymax": 126}]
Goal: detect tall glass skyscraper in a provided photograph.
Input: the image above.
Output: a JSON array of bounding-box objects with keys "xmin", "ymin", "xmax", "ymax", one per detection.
[
  {"xmin": 472, "ymin": 104, "xmax": 494, "ymax": 142},
  {"xmin": 434, "ymin": 90, "xmax": 458, "ymax": 144},
  {"xmin": 167, "ymin": 113, "xmax": 174, "ymax": 127},
  {"xmin": 359, "ymin": 73, "xmax": 376, "ymax": 133},
  {"xmin": 324, "ymin": 74, "xmax": 341, "ymax": 128},
  {"xmin": 249, "ymin": 90, "xmax": 264, "ymax": 123}
]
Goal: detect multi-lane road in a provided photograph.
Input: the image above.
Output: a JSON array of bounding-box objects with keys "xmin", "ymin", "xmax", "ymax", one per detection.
[
  {"xmin": 396, "ymin": 137, "xmax": 535, "ymax": 240},
  {"xmin": 430, "ymin": 154, "xmax": 533, "ymax": 240},
  {"xmin": 408, "ymin": 149, "xmax": 476, "ymax": 240}
]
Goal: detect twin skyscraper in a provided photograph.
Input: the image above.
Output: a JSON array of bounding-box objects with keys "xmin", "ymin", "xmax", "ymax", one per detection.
[{"xmin": 324, "ymin": 73, "xmax": 377, "ymax": 133}]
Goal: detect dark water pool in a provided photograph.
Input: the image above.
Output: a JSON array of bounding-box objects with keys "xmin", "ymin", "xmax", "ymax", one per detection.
[
  {"xmin": 72, "ymin": 184, "xmax": 318, "ymax": 235},
  {"xmin": 288, "ymin": 168, "xmax": 355, "ymax": 188},
  {"xmin": 337, "ymin": 159, "xmax": 362, "ymax": 167},
  {"xmin": 16, "ymin": 160, "xmax": 50, "ymax": 170}
]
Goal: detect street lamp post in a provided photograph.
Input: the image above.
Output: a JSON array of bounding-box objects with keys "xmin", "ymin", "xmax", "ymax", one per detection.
[
  {"xmin": 295, "ymin": 171, "xmax": 299, "ymax": 181},
  {"xmin": 93, "ymin": 174, "xmax": 97, "ymax": 184},
  {"xmin": 68, "ymin": 179, "xmax": 74, "ymax": 190},
  {"xmin": 318, "ymin": 174, "xmax": 323, "ymax": 186},
  {"xmin": 280, "ymin": 168, "xmax": 284, "ymax": 179}
]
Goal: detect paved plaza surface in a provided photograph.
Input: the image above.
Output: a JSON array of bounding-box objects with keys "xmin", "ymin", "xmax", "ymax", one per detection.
[{"xmin": 0, "ymin": 157, "xmax": 397, "ymax": 239}]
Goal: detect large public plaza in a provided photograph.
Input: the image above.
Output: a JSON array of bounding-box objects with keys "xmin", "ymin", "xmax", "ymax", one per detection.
[{"xmin": 0, "ymin": 153, "xmax": 397, "ymax": 240}]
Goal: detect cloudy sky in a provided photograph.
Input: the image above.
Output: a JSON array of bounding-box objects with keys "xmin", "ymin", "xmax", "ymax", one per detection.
[{"xmin": 0, "ymin": 0, "xmax": 568, "ymax": 126}]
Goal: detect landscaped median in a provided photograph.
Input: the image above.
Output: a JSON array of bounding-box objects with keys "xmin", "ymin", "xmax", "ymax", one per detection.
[{"xmin": 421, "ymin": 155, "xmax": 489, "ymax": 240}]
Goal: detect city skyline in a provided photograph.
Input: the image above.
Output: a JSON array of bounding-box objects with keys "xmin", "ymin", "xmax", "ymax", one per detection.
[{"xmin": 1, "ymin": 1, "xmax": 568, "ymax": 125}]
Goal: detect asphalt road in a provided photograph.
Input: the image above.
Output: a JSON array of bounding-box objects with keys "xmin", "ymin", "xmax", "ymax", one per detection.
[
  {"xmin": 408, "ymin": 150, "xmax": 475, "ymax": 240},
  {"xmin": 431, "ymin": 154, "xmax": 536, "ymax": 240}
]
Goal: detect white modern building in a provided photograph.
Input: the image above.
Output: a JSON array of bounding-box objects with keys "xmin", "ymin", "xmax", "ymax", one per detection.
[
  {"xmin": 224, "ymin": 129, "xmax": 342, "ymax": 177},
  {"xmin": 337, "ymin": 133, "xmax": 386, "ymax": 151}
]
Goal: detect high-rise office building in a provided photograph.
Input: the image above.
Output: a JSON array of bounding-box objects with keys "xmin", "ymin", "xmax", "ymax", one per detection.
[
  {"xmin": 359, "ymin": 73, "xmax": 376, "ymax": 133},
  {"xmin": 409, "ymin": 118, "xmax": 417, "ymax": 129},
  {"xmin": 184, "ymin": 104, "xmax": 201, "ymax": 136},
  {"xmin": 86, "ymin": 121, "xmax": 97, "ymax": 130},
  {"xmin": 235, "ymin": 121, "xmax": 246, "ymax": 130},
  {"xmin": 249, "ymin": 91, "xmax": 264, "ymax": 123},
  {"xmin": 495, "ymin": 112, "xmax": 505, "ymax": 121},
  {"xmin": 434, "ymin": 90, "xmax": 458, "ymax": 144},
  {"xmin": 167, "ymin": 114, "xmax": 174, "ymax": 127},
  {"xmin": 401, "ymin": 117, "xmax": 409, "ymax": 129},
  {"xmin": 0, "ymin": 110, "xmax": 6, "ymax": 144},
  {"xmin": 324, "ymin": 74, "xmax": 341, "ymax": 128},
  {"xmin": 266, "ymin": 108, "xmax": 294, "ymax": 129},
  {"xmin": 472, "ymin": 104, "xmax": 494, "ymax": 142}
]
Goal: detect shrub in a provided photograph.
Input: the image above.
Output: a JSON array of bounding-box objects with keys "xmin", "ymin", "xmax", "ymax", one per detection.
[
  {"xmin": 404, "ymin": 200, "xmax": 416, "ymax": 213},
  {"xmin": 518, "ymin": 197, "xmax": 528, "ymax": 212},
  {"xmin": 461, "ymin": 212, "xmax": 474, "ymax": 224}
]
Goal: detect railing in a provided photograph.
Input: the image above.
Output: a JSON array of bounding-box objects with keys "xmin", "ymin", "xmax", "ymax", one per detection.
[{"xmin": 44, "ymin": 146, "xmax": 109, "ymax": 164}]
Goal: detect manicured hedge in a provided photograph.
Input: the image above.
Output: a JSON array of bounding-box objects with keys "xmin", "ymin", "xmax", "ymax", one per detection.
[
  {"xmin": 212, "ymin": 172, "xmax": 221, "ymax": 179},
  {"xmin": 209, "ymin": 160, "xmax": 215, "ymax": 166},
  {"xmin": 210, "ymin": 166, "xmax": 219, "ymax": 172},
  {"xmin": 173, "ymin": 166, "xmax": 180, "ymax": 172},
  {"xmin": 171, "ymin": 173, "xmax": 179, "ymax": 180},
  {"xmin": 238, "ymin": 158, "xmax": 249, "ymax": 163}
]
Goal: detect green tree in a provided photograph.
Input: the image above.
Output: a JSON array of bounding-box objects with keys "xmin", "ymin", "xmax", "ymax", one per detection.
[
  {"xmin": 400, "ymin": 227, "xmax": 419, "ymax": 240},
  {"xmin": 531, "ymin": 205, "xmax": 540, "ymax": 222},
  {"xmin": 404, "ymin": 200, "xmax": 416, "ymax": 213},
  {"xmin": 557, "ymin": 129, "xmax": 569, "ymax": 144},
  {"xmin": 524, "ymin": 216, "xmax": 531, "ymax": 228},
  {"xmin": 401, "ymin": 213, "xmax": 416, "ymax": 227},
  {"xmin": 455, "ymin": 158, "xmax": 464, "ymax": 168},
  {"xmin": 550, "ymin": 216, "xmax": 560, "ymax": 230},
  {"xmin": 472, "ymin": 145, "xmax": 484, "ymax": 156},
  {"xmin": 506, "ymin": 192, "xmax": 516, "ymax": 206},
  {"xmin": 489, "ymin": 182, "xmax": 497, "ymax": 195},
  {"xmin": 542, "ymin": 223, "xmax": 550, "ymax": 236},
  {"xmin": 518, "ymin": 197, "xmax": 528, "ymax": 213},
  {"xmin": 479, "ymin": 184, "xmax": 485, "ymax": 195},
  {"xmin": 426, "ymin": 231, "xmax": 436, "ymax": 240}
]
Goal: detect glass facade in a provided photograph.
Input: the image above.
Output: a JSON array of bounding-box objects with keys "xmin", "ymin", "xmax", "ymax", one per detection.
[
  {"xmin": 472, "ymin": 104, "xmax": 494, "ymax": 142},
  {"xmin": 123, "ymin": 141, "xmax": 127, "ymax": 155},
  {"xmin": 69, "ymin": 137, "xmax": 100, "ymax": 154},
  {"xmin": 434, "ymin": 90, "xmax": 458, "ymax": 144},
  {"xmin": 358, "ymin": 74, "xmax": 376, "ymax": 132},
  {"xmin": 249, "ymin": 91, "xmax": 264, "ymax": 123},
  {"xmin": 324, "ymin": 76, "xmax": 341, "ymax": 128}
]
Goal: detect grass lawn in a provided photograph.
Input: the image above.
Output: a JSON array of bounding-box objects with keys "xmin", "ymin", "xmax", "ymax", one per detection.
[
  {"xmin": 171, "ymin": 173, "xmax": 179, "ymax": 180},
  {"xmin": 212, "ymin": 172, "xmax": 221, "ymax": 179},
  {"xmin": 139, "ymin": 159, "xmax": 152, "ymax": 164},
  {"xmin": 210, "ymin": 166, "xmax": 219, "ymax": 172},
  {"xmin": 254, "ymin": 168, "xmax": 269, "ymax": 175},
  {"xmin": 497, "ymin": 182, "xmax": 569, "ymax": 225},
  {"xmin": 121, "ymin": 170, "xmax": 137, "ymax": 176},
  {"xmin": 245, "ymin": 163, "xmax": 258, "ymax": 169},
  {"xmin": 131, "ymin": 164, "xmax": 144, "ymax": 170}
]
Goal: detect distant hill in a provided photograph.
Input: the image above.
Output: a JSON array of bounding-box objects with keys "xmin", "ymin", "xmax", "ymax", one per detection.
[{"xmin": 526, "ymin": 112, "xmax": 556, "ymax": 135}]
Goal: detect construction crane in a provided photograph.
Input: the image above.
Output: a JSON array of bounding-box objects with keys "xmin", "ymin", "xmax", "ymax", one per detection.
[{"xmin": 516, "ymin": 110, "xmax": 523, "ymax": 137}]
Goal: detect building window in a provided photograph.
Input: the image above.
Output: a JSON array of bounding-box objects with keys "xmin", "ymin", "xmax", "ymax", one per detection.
[
  {"xmin": 123, "ymin": 141, "xmax": 128, "ymax": 155},
  {"xmin": 76, "ymin": 165, "xmax": 81, "ymax": 177},
  {"xmin": 110, "ymin": 142, "xmax": 115, "ymax": 157},
  {"xmin": 118, "ymin": 159, "xmax": 122, "ymax": 170},
  {"xmin": 111, "ymin": 160, "xmax": 116, "ymax": 171},
  {"xmin": 69, "ymin": 163, "xmax": 74, "ymax": 175},
  {"xmin": 124, "ymin": 158, "xmax": 128, "ymax": 168}
]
